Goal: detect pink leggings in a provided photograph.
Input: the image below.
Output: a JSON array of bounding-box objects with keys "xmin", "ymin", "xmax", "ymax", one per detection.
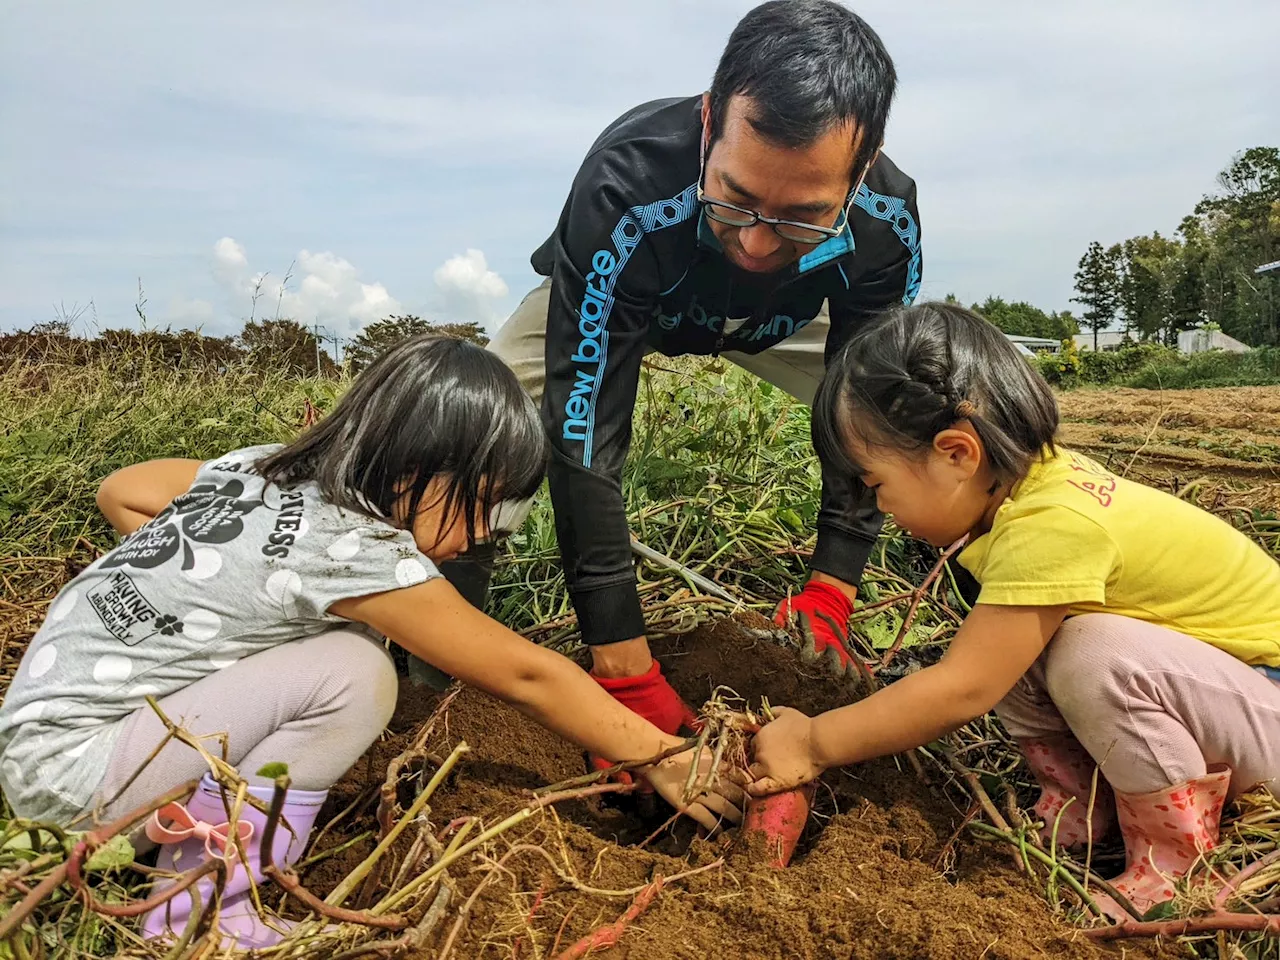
[
  {"xmin": 996, "ymin": 614, "xmax": 1280, "ymax": 797},
  {"xmin": 90, "ymin": 629, "xmax": 399, "ymax": 823}
]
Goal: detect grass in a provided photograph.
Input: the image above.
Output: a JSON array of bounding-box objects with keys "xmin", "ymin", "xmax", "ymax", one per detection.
[{"xmin": 4, "ymin": 343, "xmax": 1280, "ymax": 957}]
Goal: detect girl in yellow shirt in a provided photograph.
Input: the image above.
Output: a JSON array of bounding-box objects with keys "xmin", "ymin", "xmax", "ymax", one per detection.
[{"xmin": 747, "ymin": 302, "xmax": 1280, "ymax": 919}]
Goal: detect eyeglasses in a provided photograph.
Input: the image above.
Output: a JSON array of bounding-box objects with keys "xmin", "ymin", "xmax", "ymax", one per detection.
[
  {"xmin": 696, "ymin": 120, "xmax": 876, "ymax": 246},
  {"xmin": 697, "ymin": 188, "xmax": 851, "ymax": 245}
]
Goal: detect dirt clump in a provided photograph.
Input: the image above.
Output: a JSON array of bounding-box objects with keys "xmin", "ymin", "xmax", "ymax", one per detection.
[{"xmin": 304, "ymin": 618, "xmax": 1176, "ymax": 959}]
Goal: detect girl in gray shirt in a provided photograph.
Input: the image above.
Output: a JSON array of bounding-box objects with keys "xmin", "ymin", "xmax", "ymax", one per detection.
[{"xmin": 0, "ymin": 335, "xmax": 740, "ymax": 948}]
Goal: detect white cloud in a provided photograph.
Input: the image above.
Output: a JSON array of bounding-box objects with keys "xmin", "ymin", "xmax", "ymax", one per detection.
[
  {"xmin": 432, "ymin": 249, "xmax": 510, "ymax": 330},
  {"xmin": 163, "ymin": 296, "xmax": 215, "ymax": 329},
  {"xmin": 209, "ymin": 238, "xmax": 405, "ymax": 337}
]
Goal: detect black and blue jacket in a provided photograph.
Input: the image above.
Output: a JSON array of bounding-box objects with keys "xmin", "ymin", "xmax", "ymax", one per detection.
[{"xmin": 532, "ymin": 96, "xmax": 922, "ymax": 646}]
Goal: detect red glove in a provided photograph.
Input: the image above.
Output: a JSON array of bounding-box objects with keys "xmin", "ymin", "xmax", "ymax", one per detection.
[
  {"xmin": 589, "ymin": 660, "xmax": 699, "ymax": 786},
  {"xmin": 774, "ymin": 580, "xmax": 854, "ymax": 670},
  {"xmin": 591, "ymin": 659, "xmax": 698, "ymax": 735}
]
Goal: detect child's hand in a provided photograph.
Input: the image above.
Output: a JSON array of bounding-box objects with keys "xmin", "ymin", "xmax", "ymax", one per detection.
[
  {"xmin": 746, "ymin": 707, "xmax": 825, "ymax": 796},
  {"xmin": 640, "ymin": 752, "xmax": 745, "ymax": 833}
]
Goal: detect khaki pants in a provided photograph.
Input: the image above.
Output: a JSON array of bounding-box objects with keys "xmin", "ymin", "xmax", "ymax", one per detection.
[{"xmin": 490, "ymin": 278, "xmax": 833, "ymax": 407}]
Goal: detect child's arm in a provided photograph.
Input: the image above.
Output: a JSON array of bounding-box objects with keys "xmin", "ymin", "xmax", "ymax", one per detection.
[
  {"xmin": 96, "ymin": 459, "xmax": 203, "ymax": 535},
  {"xmin": 746, "ymin": 603, "xmax": 1068, "ymax": 795},
  {"xmin": 330, "ymin": 580, "xmax": 743, "ymax": 830}
]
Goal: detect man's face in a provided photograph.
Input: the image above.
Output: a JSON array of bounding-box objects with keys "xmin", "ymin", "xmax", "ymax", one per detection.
[{"xmin": 701, "ymin": 94, "xmax": 861, "ymax": 275}]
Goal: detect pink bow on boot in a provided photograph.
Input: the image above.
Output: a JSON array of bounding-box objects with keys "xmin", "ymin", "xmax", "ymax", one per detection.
[
  {"xmin": 145, "ymin": 800, "xmax": 255, "ymax": 881},
  {"xmin": 141, "ymin": 773, "xmax": 327, "ymax": 948}
]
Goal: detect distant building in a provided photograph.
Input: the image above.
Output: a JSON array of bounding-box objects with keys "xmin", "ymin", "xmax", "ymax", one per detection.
[
  {"xmin": 1177, "ymin": 329, "xmax": 1251, "ymax": 354},
  {"xmin": 1073, "ymin": 331, "xmax": 1131, "ymax": 352},
  {"xmin": 1004, "ymin": 335, "xmax": 1061, "ymax": 355},
  {"xmin": 1073, "ymin": 329, "xmax": 1252, "ymax": 354}
]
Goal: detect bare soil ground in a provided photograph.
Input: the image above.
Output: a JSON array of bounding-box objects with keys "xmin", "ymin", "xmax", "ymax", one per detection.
[
  {"xmin": 302, "ymin": 618, "xmax": 1175, "ymax": 960},
  {"xmin": 1057, "ymin": 386, "xmax": 1280, "ymax": 513}
]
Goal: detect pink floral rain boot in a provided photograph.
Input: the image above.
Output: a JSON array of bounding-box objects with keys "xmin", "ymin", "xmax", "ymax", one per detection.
[
  {"xmin": 1098, "ymin": 765, "xmax": 1232, "ymax": 919},
  {"xmin": 141, "ymin": 773, "xmax": 327, "ymax": 948},
  {"xmin": 1018, "ymin": 736, "xmax": 1115, "ymax": 848}
]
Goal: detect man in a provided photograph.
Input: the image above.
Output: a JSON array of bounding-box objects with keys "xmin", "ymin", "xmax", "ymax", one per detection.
[{"xmin": 445, "ymin": 0, "xmax": 921, "ymax": 742}]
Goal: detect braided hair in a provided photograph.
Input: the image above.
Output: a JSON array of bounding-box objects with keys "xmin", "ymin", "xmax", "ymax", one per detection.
[{"xmin": 813, "ymin": 302, "xmax": 1059, "ymax": 483}]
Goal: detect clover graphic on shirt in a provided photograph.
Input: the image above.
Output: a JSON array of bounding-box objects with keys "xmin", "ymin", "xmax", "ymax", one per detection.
[
  {"xmin": 103, "ymin": 478, "xmax": 265, "ymax": 571},
  {"xmin": 153, "ymin": 614, "xmax": 185, "ymax": 637}
]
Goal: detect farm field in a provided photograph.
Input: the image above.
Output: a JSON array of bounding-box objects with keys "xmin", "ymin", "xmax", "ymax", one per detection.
[
  {"xmin": 1057, "ymin": 386, "xmax": 1280, "ymax": 520},
  {"xmin": 1, "ymin": 356, "xmax": 1277, "ymax": 959}
]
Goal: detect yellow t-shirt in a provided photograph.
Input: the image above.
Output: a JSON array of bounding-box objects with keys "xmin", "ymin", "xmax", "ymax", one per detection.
[{"xmin": 958, "ymin": 447, "xmax": 1280, "ymax": 666}]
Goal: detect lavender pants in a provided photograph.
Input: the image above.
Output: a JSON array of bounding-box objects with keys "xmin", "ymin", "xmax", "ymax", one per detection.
[
  {"xmin": 996, "ymin": 614, "xmax": 1280, "ymax": 797},
  {"xmin": 88, "ymin": 628, "xmax": 398, "ymax": 823}
]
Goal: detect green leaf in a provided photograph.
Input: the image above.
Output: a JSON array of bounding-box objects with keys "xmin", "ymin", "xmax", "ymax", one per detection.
[
  {"xmin": 758, "ymin": 381, "xmax": 775, "ymax": 397},
  {"xmin": 256, "ymin": 762, "xmax": 290, "ymax": 779},
  {"xmin": 778, "ymin": 508, "xmax": 804, "ymax": 533},
  {"xmin": 85, "ymin": 834, "xmax": 135, "ymax": 872},
  {"xmin": 1141, "ymin": 899, "xmax": 1177, "ymax": 921}
]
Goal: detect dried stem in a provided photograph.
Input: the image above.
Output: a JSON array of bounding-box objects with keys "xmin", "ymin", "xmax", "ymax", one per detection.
[
  {"xmin": 532, "ymin": 737, "xmax": 697, "ymax": 796},
  {"xmin": 877, "ymin": 536, "xmax": 968, "ymax": 671},
  {"xmin": 968, "ymin": 822, "xmax": 1104, "ymax": 918},
  {"xmin": 0, "ymin": 778, "xmax": 199, "ymax": 940},
  {"xmin": 327, "ymin": 742, "xmax": 470, "ymax": 908},
  {"xmin": 1087, "ymin": 911, "xmax": 1280, "ymax": 941},
  {"xmin": 376, "ymin": 686, "xmax": 462, "ymax": 837},
  {"xmin": 551, "ymin": 876, "xmax": 665, "ymax": 960},
  {"xmin": 373, "ymin": 782, "xmax": 635, "ymax": 917}
]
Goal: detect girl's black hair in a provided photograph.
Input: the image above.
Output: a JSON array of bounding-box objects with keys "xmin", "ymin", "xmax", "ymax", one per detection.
[
  {"xmin": 256, "ymin": 334, "xmax": 546, "ymax": 548},
  {"xmin": 814, "ymin": 302, "xmax": 1059, "ymax": 483}
]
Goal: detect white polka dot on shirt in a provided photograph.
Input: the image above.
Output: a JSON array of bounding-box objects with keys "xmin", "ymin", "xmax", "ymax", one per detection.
[
  {"xmin": 182, "ymin": 609, "xmax": 222, "ymax": 642},
  {"xmin": 63, "ymin": 735, "xmax": 97, "ymax": 759},
  {"xmin": 395, "ymin": 558, "xmax": 429, "ymax": 587},
  {"xmin": 265, "ymin": 570, "xmax": 303, "ymax": 617},
  {"xmin": 184, "ymin": 548, "xmax": 223, "ymax": 581},
  {"xmin": 48, "ymin": 588, "xmax": 79, "ymax": 622},
  {"xmin": 208, "ymin": 656, "xmax": 239, "ymax": 670},
  {"xmin": 127, "ymin": 683, "xmax": 161, "ymax": 700},
  {"xmin": 11, "ymin": 701, "xmax": 46, "ymax": 724},
  {"xmin": 2, "ymin": 759, "xmax": 22, "ymax": 787},
  {"xmin": 326, "ymin": 530, "xmax": 361, "ymax": 561},
  {"xmin": 92, "ymin": 654, "xmax": 133, "ymax": 685},
  {"xmin": 29, "ymin": 644, "xmax": 57, "ymax": 679}
]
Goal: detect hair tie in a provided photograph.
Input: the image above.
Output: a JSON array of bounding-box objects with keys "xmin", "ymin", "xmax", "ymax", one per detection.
[{"xmin": 954, "ymin": 399, "xmax": 977, "ymax": 419}]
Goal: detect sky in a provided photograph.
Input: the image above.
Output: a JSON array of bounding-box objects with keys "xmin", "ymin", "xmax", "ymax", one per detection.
[{"xmin": 1, "ymin": 1, "xmax": 1277, "ymax": 343}]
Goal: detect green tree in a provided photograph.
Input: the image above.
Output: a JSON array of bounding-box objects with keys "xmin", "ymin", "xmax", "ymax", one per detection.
[
  {"xmin": 1191, "ymin": 147, "xmax": 1280, "ymax": 345},
  {"xmin": 1072, "ymin": 241, "xmax": 1123, "ymax": 350},
  {"xmin": 348, "ymin": 315, "xmax": 433, "ymax": 370},
  {"xmin": 348, "ymin": 314, "xmax": 490, "ymax": 371},
  {"xmin": 971, "ymin": 297, "xmax": 1075, "ymax": 340},
  {"xmin": 238, "ymin": 319, "xmax": 336, "ymax": 377},
  {"xmin": 432, "ymin": 321, "xmax": 490, "ymax": 347}
]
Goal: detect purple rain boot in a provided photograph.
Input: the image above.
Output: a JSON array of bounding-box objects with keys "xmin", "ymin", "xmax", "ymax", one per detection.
[{"xmin": 141, "ymin": 773, "xmax": 327, "ymax": 948}]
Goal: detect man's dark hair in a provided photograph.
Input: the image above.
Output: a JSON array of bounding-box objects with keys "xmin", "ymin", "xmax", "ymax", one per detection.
[
  {"xmin": 256, "ymin": 335, "xmax": 547, "ymax": 549},
  {"xmin": 814, "ymin": 303, "xmax": 1060, "ymax": 484},
  {"xmin": 709, "ymin": 0, "xmax": 896, "ymax": 179}
]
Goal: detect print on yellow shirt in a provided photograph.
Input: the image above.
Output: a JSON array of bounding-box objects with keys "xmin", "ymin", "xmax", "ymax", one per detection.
[{"xmin": 958, "ymin": 448, "xmax": 1280, "ymax": 666}]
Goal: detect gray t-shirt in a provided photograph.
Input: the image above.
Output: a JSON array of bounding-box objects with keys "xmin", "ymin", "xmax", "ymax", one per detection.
[{"xmin": 0, "ymin": 446, "xmax": 440, "ymax": 822}]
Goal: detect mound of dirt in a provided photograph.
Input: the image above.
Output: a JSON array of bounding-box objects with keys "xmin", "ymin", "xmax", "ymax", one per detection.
[{"xmin": 306, "ymin": 618, "xmax": 1175, "ymax": 960}]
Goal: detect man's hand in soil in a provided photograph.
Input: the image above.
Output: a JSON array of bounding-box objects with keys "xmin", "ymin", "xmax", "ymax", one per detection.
[
  {"xmin": 774, "ymin": 575, "xmax": 857, "ymax": 677},
  {"xmin": 641, "ymin": 750, "xmax": 745, "ymax": 833},
  {"xmin": 744, "ymin": 707, "xmax": 826, "ymax": 797}
]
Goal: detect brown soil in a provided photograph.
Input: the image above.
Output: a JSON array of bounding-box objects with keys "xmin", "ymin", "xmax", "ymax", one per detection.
[
  {"xmin": 304, "ymin": 618, "xmax": 1178, "ymax": 960},
  {"xmin": 1056, "ymin": 386, "xmax": 1280, "ymax": 513}
]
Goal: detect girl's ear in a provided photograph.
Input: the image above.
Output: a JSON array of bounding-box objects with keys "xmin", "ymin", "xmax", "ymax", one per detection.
[{"xmin": 933, "ymin": 425, "xmax": 983, "ymax": 480}]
